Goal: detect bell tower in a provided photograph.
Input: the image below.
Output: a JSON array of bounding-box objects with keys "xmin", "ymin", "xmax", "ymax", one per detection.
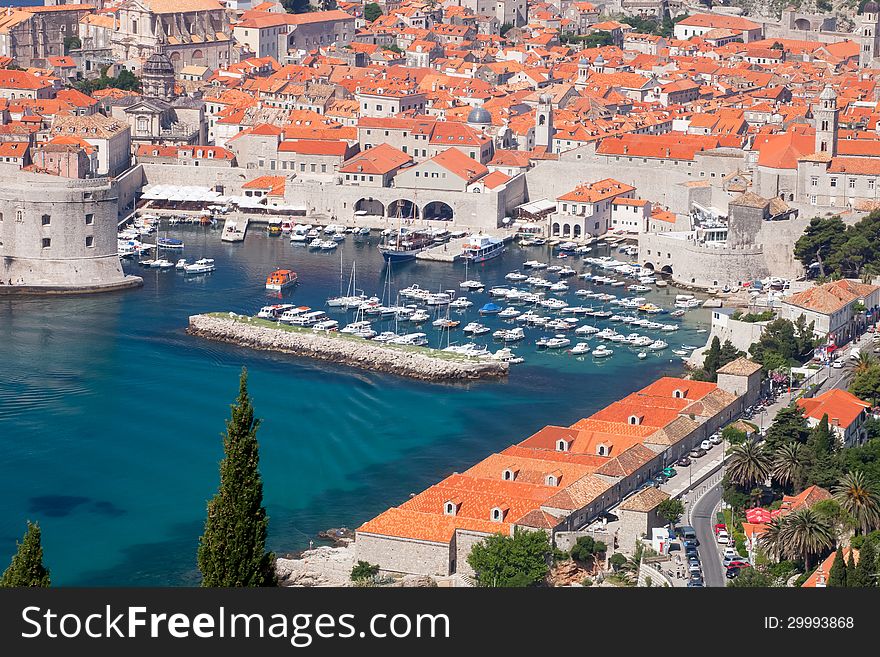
[
  {"xmin": 814, "ymin": 84, "xmax": 838, "ymax": 156},
  {"xmin": 535, "ymin": 93, "xmax": 554, "ymax": 151},
  {"xmin": 858, "ymin": 1, "xmax": 880, "ymax": 68}
]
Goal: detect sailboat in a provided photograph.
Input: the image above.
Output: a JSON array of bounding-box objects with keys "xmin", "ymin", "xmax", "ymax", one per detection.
[
  {"xmin": 459, "ymin": 255, "xmax": 484, "ymax": 290},
  {"xmin": 378, "ymin": 202, "xmax": 432, "ymax": 262}
]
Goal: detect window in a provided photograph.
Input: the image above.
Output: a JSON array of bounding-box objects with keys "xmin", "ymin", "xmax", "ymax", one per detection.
[
  {"xmin": 490, "ymin": 507, "xmax": 505, "ymax": 522},
  {"xmin": 673, "ymin": 389, "xmax": 684, "ymax": 399},
  {"xmin": 85, "ymin": 214, "xmax": 94, "ymax": 225},
  {"xmin": 628, "ymin": 415, "xmax": 640, "ymax": 425},
  {"xmin": 502, "ymin": 468, "xmax": 515, "ymax": 481},
  {"xmin": 849, "ymin": 178, "xmax": 856, "ymax": 189},
  {"xmin": 545, "ymin": 474, "xmax": 559, "ymax": 487},
  {"xmin": 810, "ymin": 195, "xmax": 817, "ymax": 205},
  {"xmin": 85, "ymin": 236, "xmax": 94, "ymax": 247},
  {"xmin": 870, "ymin": 179, "xmax": 876, "ymax": 190},
  {"xmin": 830, "ymin": 177, "xmax": 837, "ymax": 188},
  {"xmin": 41, "ymin": 214, "xmax": 50, "ymax": 226},
  {"xmin": 556, "ymin": 439, "xmax": 568, "ymax": 452},
  {"xmin": 41, "ymin": 238, "xmax": 51, "ymax": 249},
  {"xmin": 444, "ymin": 501, "xmax": 456, "ymax": 516},
  {"xmin": 811, "ymin": 176, "xmax": 818, "ymax": 187},
  {"xmin": 596, "ymin": 444, "xmax": 607, "ymax": 456}
]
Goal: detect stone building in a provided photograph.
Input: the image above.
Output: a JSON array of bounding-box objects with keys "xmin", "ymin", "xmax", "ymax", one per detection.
[
  {"xmin": 715, "ymin": 358, "xmax": 763, "ymax": 408},
  {"xmin": 112, "ymin": 0, "xmax": 235, "ymax": 72},
  {"xmin": 0, "ymin": 170, "xmax": 141, "ymax": 293},
  {"xmin": 0, "ymin": 5, "xmax": 94, "ymax": 69},
  {"xmin": 50, "ymin": 114, "xmax": 132, "ymax": 176},
  {"xmin": 616, "ymin": 487, "xmax": 669, "ymax": 555}
]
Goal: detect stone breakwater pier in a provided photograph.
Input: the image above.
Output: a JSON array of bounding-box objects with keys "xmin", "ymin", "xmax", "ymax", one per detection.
[{"xmin": 187, "ymin": 313, "xmax": 508, "ymax": 382}]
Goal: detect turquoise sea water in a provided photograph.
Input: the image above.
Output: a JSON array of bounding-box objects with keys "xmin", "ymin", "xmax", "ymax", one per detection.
[{"xmin": 0, "ymin": 226, "xmax": 710, "ymax": 585}]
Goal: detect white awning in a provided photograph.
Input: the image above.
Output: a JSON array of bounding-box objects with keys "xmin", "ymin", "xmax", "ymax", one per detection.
[{"xmin": 516, "ymin": 198, "xmax": 556, "ymax": 214}]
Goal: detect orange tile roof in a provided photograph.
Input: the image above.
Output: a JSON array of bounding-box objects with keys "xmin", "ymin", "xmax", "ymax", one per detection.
[
  {"xmin": 0, "ymin": 141, "xmax": 28, "ymax": 158},
  {"xmin": 796, "ymin": 389, "xmax": 870, "ymax": 430},
  {"xmin": 755, "ymin": 124, "xmax": 815, "ymax": 169},
  {"xmin": 357, "ymin": 507, "xmax": 511, "ymax": 543},
  {"xmin": 780, "ymin": 485, "xmax": 832, "ymax": 512},
  {"xmin": 277, "ymin": 140, "xmax": 349, "ymax": 156},
  {"xmin": 784, "ymin": 279, "xmax": 880, "ymax": 315},
  {"xmin": 828, "ymin": 157, "xmax": 880, "ymax": 176},
  {"xmin": 589, "ymin": 401, "xmax": 683, "ymax": 428},
  {"xmin": 429, "ymin": 147, "xmax": 488, "ymax": 182},
  {"xmin": 677, "ymin": 13, "xmax": 761, "ymax": 31},
  {"xmin": 242, "ymin": 175, "xmax": 285, "ymax": 196},
  {"xmin": 558, "ymin": 178, "xmax": 634, "ymax": 203},
  {"xmin": 339, "ymin": 143, "xmax": 411, "ymax": 174},
  {"xmin": 802, "ymin": 547, "xmax": 858, "ymax": 587}
]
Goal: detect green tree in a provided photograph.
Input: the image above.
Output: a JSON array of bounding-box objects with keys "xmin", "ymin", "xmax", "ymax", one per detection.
[
  {"xmin": 718, "ymin": 340, "xmax": 744, "ymax": 369},
  {"xmin": 749, "ymin": 318, "xmax": 814, "ymax": 369},
  {"xmin": 764, "ymin": 406, "xmax": 809, "ymax": 451},
  {"xmin": 570, "ymin": 536, "xmax": 605, "ymax": 563},
  {"xmin": 609, "ymin": 552, "xmax": 627, "ymax": 570},
  {"xmin": 351, "ymin": 561, "xmax": 379, "ymax": 582},
  {"xmin": 722, "ymin": 424, "xmax": 748, "ymax": 445},
  {"xmin": 0, "ymin": 522, "xmax": 50, "ymax": 588},
  {"xmin": 63, "ymin": 35, "xmax": 82, "ymax": 54},
  {"xmin": 807, "ymin": 414, "xmax": 835, "ymax": 457},
  {"xmin": 500, "ymin": 22, "xmax": 514, "ymax": 36},
  {"xmin": 771, "ymin": 441, "xmax": 810, "ymax": 492},
  {"xmin": 853, "ymin": 539, "xmax": 876, "ymax": 586},
  {"xmin": 467, "ymin": 528, "xmax": 549, "ymax": 587},
  {"xmin": 828, "ymin": 547, "xmax": 847, "ymax": 586},
  {"xmin": 197, "ymin": 368, "xmax": 276, "ymax": 587},
  {"xmin": 727, "ymin": 567, "xmax": 773, "ymax": 587},
  {"xmin": 780, "ymin": 507, "xmax": 834, "ymax": 571},
  {"xmin": 757, "ymin": 516, "xmax": 786, "ymax": 562},
  {"xmin": 851, "ymin": 365, "xmax": 880, "ymax": 406},
  {"xmin": 845, "ymin": 549, "xmax": 861, "ymax": 586},
  {"xmin": 793, "ymin": 216, "xmax": 847, "ymax": 277},
  {"xmin": 854, "ymin": 351, "xmax": 877, "ymax": 375},
  {"xmin": 727, "ymin": 440, "xmax": 771, "ymax": 488},
  {"xmin": 364, "ymin": 2, "xmax": 382, "ymax": 21},
  {"xmin": 282, "ymin": 0, "xmax": 314, "ymax": 13},
  {"xmin": 703, "ymin": 336, "xmax": 721, "ymax": 380},
  {"xmin": 657, "ymin": 498, "xmax": 685, "ymax": 526},
  {"xmin": 833, "ymin": 471, "xmax": 880, "ymax": 535}
]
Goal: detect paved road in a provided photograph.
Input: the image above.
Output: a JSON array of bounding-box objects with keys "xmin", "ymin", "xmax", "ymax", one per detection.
[{"xmin": 691, "ymin": 482, "xmax": 724, "ymax": 588}]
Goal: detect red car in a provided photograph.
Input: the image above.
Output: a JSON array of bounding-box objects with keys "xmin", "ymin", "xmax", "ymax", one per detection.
[{"xmin": 714, "ymin": 523, "xmax": 727, "ymax": 535}]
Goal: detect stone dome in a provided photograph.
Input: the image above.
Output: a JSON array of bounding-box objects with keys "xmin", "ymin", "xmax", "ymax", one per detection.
[
  {"xmin": 862, "ymin": 0, "xmax": 879, "ymax": 13},
  {"xmin": 467, "ymin": 105, "xmax": 492, "ymax": 125},
  {"xmin": 143, "ymin": 51, "xmax": 174, "ymax": 78},
  {"xmin": 819, "ymin": 83, "xmax": 837, "ymax": 100}
]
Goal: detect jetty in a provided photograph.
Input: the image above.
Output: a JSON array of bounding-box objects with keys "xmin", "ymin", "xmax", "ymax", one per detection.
[
  {"xmin": 187, "ymin": 313, "xmax": 508, "ymax": 382},
  {"xmin": 416, "ymin": 233, "xmax": 516, "ymax": 263}
]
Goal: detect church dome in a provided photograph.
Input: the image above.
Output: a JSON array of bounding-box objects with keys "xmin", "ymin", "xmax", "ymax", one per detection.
[
  {"xmin": 862, "ymin": 0, "xmax": 879, "ymax": 13},
  {"xmin": 143, "ymin": 51, "xmax": 174, "ymax": 78},
  {"xmin": 467, "ymin": 105, "xmax": 491, "ymax": 125}
]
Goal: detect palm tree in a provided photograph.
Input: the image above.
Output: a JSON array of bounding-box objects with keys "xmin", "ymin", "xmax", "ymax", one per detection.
[
  {"xmin": 853, "ymin": 351, "xmax": 876, "ymax": 375},
  {"xmin": 727, "ymin": 439, "xmax": 771, "ymax": 488},
  {"xmin": 832, "ymin": 471, "xmax": 880, "ymax": 535},
  {"xmin": 771, "ymin": 442, "xmax": 809, "ymax": 491},
  {"xmin": 757, "ymin": 516, "xmax": 786, "ymax": 562},
  {"xmin": 779, "ymin": 507, "xmax": 834, "ymax": 571}
]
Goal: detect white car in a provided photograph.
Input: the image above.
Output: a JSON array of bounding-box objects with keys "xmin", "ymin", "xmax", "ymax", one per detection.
[
  {"xmin": 709, "ymin": 433, "xmax": 723, "ymax": 445},
  {"xmin": 832, "ymin": 361, "xmax": 844, "ymax": 369},
  {"xmin": 716, "ymin": 530, "xmax": 729, "ymax": 544},
  {"xmin": 700, "ymin": 439, "xmax": 712, "ymax": 451},
  {"xmin": 723, "ymin": 546, "xmax": 738, "ymax": 558}
]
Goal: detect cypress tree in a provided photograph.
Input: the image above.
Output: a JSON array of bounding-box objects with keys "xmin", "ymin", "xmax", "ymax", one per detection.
[
  {"xmin": 704, "ymin": 337, "xmax": 722, "ymax": 379},
  {"xmin": 846, "ymin": 549, "xmax": 862, "ymax": 587},
  {"xmin": 828, "ymin": 547, "xmax": 847, "ymax": 587},
  {"xmin": 1, "ymin": 521, "xmax": 50, "ymax": 587},
  {"xmin": 197, "ymin": 368, "xmax": 276, "ymax": 587},
  {"xmin": 808, "ymin": 414, "xmax": 835, "ymax": 456},
  {"xmin": 853, "ymin": 541, "xmax": 876, "ymax": 587}
]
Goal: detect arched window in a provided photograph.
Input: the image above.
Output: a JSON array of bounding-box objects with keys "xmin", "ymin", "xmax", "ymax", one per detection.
[
  {"xmin": 444, "ymin": 501, "xmax": 456, "ymax": 516},
  {"xmin": 502, "ymin": 468, "xmax": 516, "ymax": 481},
  {"xmin": 629, "ymin": 415, "xmax": 640, "ymax": 425},
  {"xmin": 556, "ymin": 439, "xmax": 568, "ymax": 452},
  {"xmin": 673, "ymin": 389, "xmax": 684, "ymax": 398},
  {"xmin": 538, "ymin": 114, "xmax": 546, "ymax": 126},
  {"xmin": 545, "ymin": 474, "xmax": 558, "ymax": 487},
  {"xmin": 490, "ymin": 507, "xmax": 505, "ymax": 522},
  {"xmin": 596, "ymin": 444, "xmax": 607, "ymax": 456}
]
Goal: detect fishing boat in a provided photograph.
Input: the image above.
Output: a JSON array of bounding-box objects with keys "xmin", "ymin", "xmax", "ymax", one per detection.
[
  {"xmin": 593, "ymin": 345, "xmax": 613, "ymax": 358},
  {"xmin": 638, "ymin": 351, "xmax": 647, "ymax": 359},
  {"xmin": 672, "ymin": 349, "xmax": 689, "ymax": 356},
  {"xmin": 479, "ymin": 302, "xmax": 503, "ymax": 315},
  {"xmin": 670, "ymin": 309, "xmax": 686, "ymax": 317},
  {"xmin": 523, "ymin": 260, "xmax": 547, "ymax": 269},
  {"xmin": 570, "ymin": 342, "xmax": 591, "ymax": 355},
  {"xmin": 266, "ymin": 269, "xmax": 298, "ymax": 291},
  {"xmin": 342, "ymin": 320, "xmax": 373, "ymax": 334},
  {"xmin": 461, "ymin": 235, "xmax": 504, "ymax": 262},
  {"xmin": 372, "ymin": 332, "xmax": 397, "ymax": 343},
  {"xmin": 378, "ymin": 228, "xmax": 434, "ymax": 262},
  {"xmin": 267, "ymin": 219, "xmax": 282, "ymax": 236},
  {"xmin": 184, "ymin": 258, "xmax": 215, "ymax": 274},
  {"xmin": 320, "ymin": 240, "xmax": 338, "ymax": 250}
]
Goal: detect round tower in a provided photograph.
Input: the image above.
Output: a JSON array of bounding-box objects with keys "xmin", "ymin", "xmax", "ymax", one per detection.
[{"xmin": 142, "ymin": 49, "xmax": 176, "ymax": 101}]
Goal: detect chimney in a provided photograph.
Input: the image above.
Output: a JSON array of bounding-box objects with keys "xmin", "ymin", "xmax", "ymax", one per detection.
[
  {"xmin": 831, "ymin": 418, "xmax": 839, "ymax": 427},
  {"xmin": 623, "ymin": 144, "xmax": 628, "ymax": 154}
]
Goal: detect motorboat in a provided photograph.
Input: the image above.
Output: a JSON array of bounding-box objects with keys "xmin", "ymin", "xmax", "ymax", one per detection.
[
  {"xmin": 670, "ymin": 309, "xmax": 686, "ymax": 317},
  {"xmin": 461, "ymin": 235, "xmax": 504, "ymax": 262},
  {"xmin": 320, "ymin": 240, "xmax": 338, "ymax": 250},
  {"xmin": 463, "ymin": 322, "xmax": 491, "ymax": 335},
  {"xmin": 409, "ymin": 310, "xmax": 430, "ymax": 323},
  {"xmin": 479, "ymin": 303, "xmax": 503, "ymax": 315},
  {"xmin": 372, "ymin": 332, "xmax": 398, "ymax": 343},
  {"xmin": 426, "ymin": 292, "xmax": 454, "ymax": 306},
  {"xmin": 449, "ymin": 297, "xmax": 473, "ymax": 309},
  {"xmin": 309, "ymin": 238, "xmax": 323, "ymax": 249},
  {"xmin": 342, "ymin": 321, "xmax": 373, "ymax": 334},
  {"xmin": 672, "ymin": 349, "xmax": 689, "ymax": 356},
  {"xmin": 266, "ymin": 269, "xmax": 297, "ymax": 291},
  {"xmin": 158, "ymin": 237, "xmax": 184, "ymax": 250},
  {"xmin": 287, "ymin": 310, "xmax": 328, "ymax": 327},
  {"xmin": 505, "ymin": 271, "xmax": 528, "ymax": 281},
  {"xmin": 628, "ymin": 284, "xmax": 650, "ymax": 292},
  {"xmin": 257, "ymin": 304, "xmax": 296, "ymax": 319},
  {"xmin": 327, "ymin": 294, "xmax": 368, "ymax": 309},
  {"xmin": 175, "ymin": 258, "xmax": 187, "ymax": 270},
  {"xmin": 570, "ymin": 342, "xmax": 591, "ymax": 355},
  {"xmin": 593, "ymin": 345, "xmax": 613, "ymax": 358},
  {"xmin": 539, "ymin": 298, "xmax": 568, "ymax": 310},
  {"xmin": 493, "ymin": 327, "xmax": 525, "ymax": 342},
  {"xmin": 432, "ymin": 318, "xmax": 460, "ymax": 329},
  {"xmin": 379, "ymin": 228, "xmax": 434, "ymax": 262},
  {"xmin": 279, "ymin": 306, "xmax": 311, "ymax": 323},
  {"xmin": 152, "ymin": 258, "xmax": 175, "ymax": 269},
  {"xmin": 389, "ymin": 333, "xmax": 429, "ymax": 346},
  {"xmin": 184, "ymin": 258, "xmax": 215, "ymax": 274},
  {"xmin": 537, "ymin": 335, "xmax": 571, "ymax": 349},
  {"xmin": 549, "ymin": 282, "xmax": 569, "ymax": 292},
  {"xmin": 312, "ymin": 320, "xmax": 339, "ymax": 332},
  {"xmin": 648, "ymin": 340, "xmax": 668, "ymax": 351},
  {"xmin": 460, "ymin": 280, "xmax": 485, "ymax": 290},
  {"xmin": 442, "ymin": 343, "xmax": 489, "ymax": 357},
  {"xmin": 638, "ymin": 352, "xmax": 648, "ymax": 359},
  {"xmin": 575, "ymin": 325, "xmax": 600, "ymax": 336},
  {"xmin": 488, "ymin": 287, "xmax": 513, "ymax": 297},
  {"xmin": 489, "ymin": 347, "xmax": 524, "ymax": 364},
  {"xmin": 498, "ymin": 307, "xmax": 521, "ymax": 319}
]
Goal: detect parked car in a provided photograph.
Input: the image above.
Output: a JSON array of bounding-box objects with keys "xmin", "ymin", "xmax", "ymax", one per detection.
[
  {"xmin": 689, "ymin": 563, "xmax": 702, "ymax": 575},
  {"xmin": 685, "ymin": 547, "xmax": 698, "ymax": 559},
  {"xmin": 722, "ymin": 554, "xmax": 746, "ymax": 567},
  {"xmin": 833, "ymin": 360, "xmax": 844, "ymax": 369},
  {"xmin": 654, "ymin": 473, "xmax": 668, "ymax": 484},
  {"xmin": 709, "ymin": 433, "xmax": 724, "ymax": 445},
  {"xmin": 689, "ymin": 447, "xmax": 707, "ymax": 458},
  {"xmin": 675, "ymin": 456, "xmax": 691, "ymax": 467},
  {"xmin": 662, "ymin": 466, "xmax": 677, "ymax": 478},
  {"xmin": 716, "ymin": 530, "xmax": 729, "ymax": 544},
  {"xmin": 680, "ymin": 526, "xmax": 697, "ymax": 541},
  {"xmin": 700, "ymin": 439, "xmax": 712, "ymax": 451},
  {"xmin": 714, "ymin": 523, "xmax": 727, "ymax": 535},
  {"xmin": 725, "ymin": 567, "xmax": 740, "ymax": 579},
  {"xmin": 687, "ymin": 579, "xmax": 704, "ymax": 587},
  {"xmin": 688, "ymin": 556, "xmax": 700, "ymax": 567}
]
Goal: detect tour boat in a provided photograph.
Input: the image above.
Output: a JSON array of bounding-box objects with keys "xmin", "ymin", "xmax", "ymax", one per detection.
[
  {"xmin": 461, "ymin": 236, "xmax": 504, "ymax": 263},
  {"xmin": 432, "ymin": 318, "xmax": 460, "ymax": 329},
  {"xmin": 570, "ymin": 342, "xmax": 591, "ymax": 355},
  {"xmin": 158, "ymin": 237, "xmax": 184, "ymax": 250},
  {"xmin": 184, "ymin": 258, "xmax": 215, "ymax": 274},
  {"xmin": 378, "ymin": 228, "xmax": 434, "ymax": 262},
  {"xmin": 279, "ymin": 306, "xmax": 311, "ymax": 323},
  {"xmin": 575, "ymin": 325, "xmax": 600, "ymax": 336},
  {"xmin": 463, "ymin": 322, "xmax": 491, "ymax": 335},
  {"xmin": 288, "ymin": 310, "xmax": 328, "ymax": 327},
  {"xmin": 342, "ymin": 321, "xmax": 373, "ymax": 334},
  {"xmin": 312, "ymin": 320, "xmax": 339, "ymax": 332},
  {"xmin": 593, "ymin": 345, "xmax": 613, "ymax": 358},
  {"xmin": 266, "ymin": 269, "xmax": 298, "ymax": 291},
  {"xmin": 257, "ymin": 304, "xmax": 295, "ymax": 319},
  {"xmin": 372, "ymin": 332, "xmax": 397, "ymax": 343}
]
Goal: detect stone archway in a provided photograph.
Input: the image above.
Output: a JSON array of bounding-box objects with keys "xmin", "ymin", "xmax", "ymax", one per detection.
[
  {"xmin": 552, "ymin": 222, "xmax": 560, "ymax": 236},
  {"xmin": 573, "ymin": 224, "xmax": 582, "ymax": 238},
  {"xmin": 355, "ymin": 198, "xmax": 384, "ymax": 216},
  {"xmin": 643, "ymin": 262, "xmax": 655, "ymax": 271},
  {"xmin": 387, "ymin": 199, "xmax": 419, "ymax": 221},
  {"xmin": 422, "ymin": 200, "xmax": 453, "ymax": 221},
  {"xmin": 661, "ymin": 265, "xmax": 673, "ymax": 275},
  {"xmin": 794, "ymin": 18, "xmax": 811, "ymax": 31},
  {"xmin": 562, "ymin": 223, "xmax": 571, "ymax": 237}
]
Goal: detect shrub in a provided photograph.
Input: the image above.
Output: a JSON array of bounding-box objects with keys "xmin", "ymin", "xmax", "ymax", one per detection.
[{"xmin": 350, "ymin": 561, "xmax": 380, "ymax": 582}]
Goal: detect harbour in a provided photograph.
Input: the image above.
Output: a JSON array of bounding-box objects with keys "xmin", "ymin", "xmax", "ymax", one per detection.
[{"xmin": 0, "ymin": 224, "xmax": 712, "ymax": 585}]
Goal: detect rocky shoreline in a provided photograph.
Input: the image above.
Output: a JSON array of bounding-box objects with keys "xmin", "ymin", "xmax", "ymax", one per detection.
[{"xmin": 187, "ymin": 313, "xmax": 509, "ymax": 382}]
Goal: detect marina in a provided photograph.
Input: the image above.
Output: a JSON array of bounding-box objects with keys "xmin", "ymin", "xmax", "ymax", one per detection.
[{"xmin": 0, "ymin": 224, "xmax": 711, "ymax": 585}]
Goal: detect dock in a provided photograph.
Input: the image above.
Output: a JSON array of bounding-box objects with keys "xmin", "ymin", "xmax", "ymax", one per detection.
[
  {"xmin": 187, "ymin": 313, "xmax": 508, "ymax": 382},
  {"xmin": 221, "ymin": 217, "xmax": 248, "ymax": 242},
  {"xmin": 416, "ymin": 233, "xmax": 517, "ymax": 263}
]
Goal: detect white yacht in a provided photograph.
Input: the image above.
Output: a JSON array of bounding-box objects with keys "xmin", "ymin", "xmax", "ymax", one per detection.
[
  {"xmin": 537, "ymin": 335, "xmax": 571, "ymax": 349},
  {"xmin": 184, "ymin": 258, "xmax": 215, "ymax": 274},
  {"xmin": 493, "ymin": 327, "xmax": 525, "ymax": 342},
  {"xmin": 505, "ymin": 271, "xmax": 528, "ymax": 281},
  {"xmin": 593, "ymin": 345, "xmax": 613, "ymax": 358},
  {"xmin": 648, "ymin": 340, "xmax": 668, "ymax": 351},
  {"xmin": 449, "ymin": 297, "xmax": 473, "ymax": 309},
  {"xmin": 570, "ymin": 342, "xmax": 591, "ymax": 355},
  {"xmin": 463, "ymin": 322, "xmax": 490, "ymax": 335},
  {"xmin": 498, "ymin": 307, "xmax": 521, "ymax": 319}
]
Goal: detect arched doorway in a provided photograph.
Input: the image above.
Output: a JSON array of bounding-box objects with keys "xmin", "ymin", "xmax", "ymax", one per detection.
[
  {"xmin": 387, "ymin": 199, "xmax": 419, "ymax": 221},
  {"xmin": 661, "ymin": 265, "xmax": 673, "ymax": 275},
  {"xmin": 643, "ymin": 262, "xmax": 655, "ymax": 272},
  {"xmin": 573, "ymin": 224, "xmax": 582, "ymax": 238},
  {"xmin": 552, "ymin": 222, "xmax": 560, "ymax": 236},
  {"xmin": 355, "ymin": 198, "xmax": 384, "ymax": 216},
  {"xmin": 562, "ymin": 224, "xmax": 571, "ymax": 237},
  {"xmin": 794, "ymin": 18, "xmax": 811, "ymax": 31},
  {"xmin": 422, "ymin": 201, "xmax": 454, "ymax": 221}
]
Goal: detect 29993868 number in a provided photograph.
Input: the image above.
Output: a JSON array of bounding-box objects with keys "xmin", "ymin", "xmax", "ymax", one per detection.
[{"xmin": 786, "ymin": 617, "xmax": 854, "ymax": 629}]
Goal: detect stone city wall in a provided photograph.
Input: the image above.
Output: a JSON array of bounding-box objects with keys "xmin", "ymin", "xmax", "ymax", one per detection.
[{"xmin": 354, "ymin": 533, "xmax": 452, "ymax": 576}]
